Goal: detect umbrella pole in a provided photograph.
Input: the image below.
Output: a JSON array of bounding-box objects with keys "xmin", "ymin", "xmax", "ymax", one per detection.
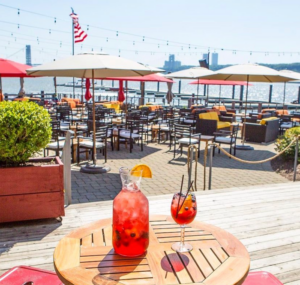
[
  {"xmin": 80, "ymin": 69, "xmax": 111, "ymax": 174},
  {"xmin": 236, "ymin": 75, "xmax": 254, "ymax": 151},
  {"xmin": 197, "ymin": 78, "xmax": 199, "ymax": 104},
  {"xmin": 125, "ymin": 80, "xmax": 128, "ymax": 116},
  {"xmin": 92, "ymin": 70, "xmax": 96, "ymax": 165},
  {"xmin": 283, "ymin": 82, "xmax": 286, "ymax": 107}
]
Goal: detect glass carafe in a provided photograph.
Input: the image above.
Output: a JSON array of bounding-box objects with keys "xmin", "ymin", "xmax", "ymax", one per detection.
[{"xmin": 112, "ymin": 167, "xmax": 149, "ymax": 257}]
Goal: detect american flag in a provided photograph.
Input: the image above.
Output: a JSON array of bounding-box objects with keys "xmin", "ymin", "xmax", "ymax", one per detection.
[{"xmin": 70, "ymin": 8, "xmax": 87, "ymax": 43}]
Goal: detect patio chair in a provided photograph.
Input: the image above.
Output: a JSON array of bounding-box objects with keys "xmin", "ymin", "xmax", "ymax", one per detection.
[
  {"xmin": 243, "ymin": 271, "xmax": 283, "ymax": 285},
  {"xmin": 118, "ymin": 120, "xmax": 143, "ymax": 153},
  {"xmin": 213, "ymin": 124, "xmax": 239, "ymax": 157},
  {"xmin": 77, "ymin": 126, "xmax": 108, "ymax": 164},
  {"xmin": 173, "ymin": 124, "xmax": 201, "ymax": 158},
  {"xmin": 44, "ymin": 121, "xmax": 66, "ymax": 157}
]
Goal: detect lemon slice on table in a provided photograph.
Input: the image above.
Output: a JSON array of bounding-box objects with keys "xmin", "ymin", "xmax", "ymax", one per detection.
[{"xmin": 131, "ymin": 164, "xmax": 153, "ymax": 178}]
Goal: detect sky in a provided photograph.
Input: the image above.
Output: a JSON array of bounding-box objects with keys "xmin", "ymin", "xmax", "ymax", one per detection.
[{"xmin": 0, "ymin": 0, "xmax": 300, "ymax": 68}]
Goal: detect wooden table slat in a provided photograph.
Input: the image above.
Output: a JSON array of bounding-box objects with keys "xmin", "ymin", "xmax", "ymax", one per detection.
[
  {"xmin": 81, "ymin": 234, "xmax": 92, "ymax": 247},
  {"xmin": 165, "ymin": 250, "xmax": 193, "ymax": 284},
  {"xmin": 189, "ymin": 248, "xmax": 214, "ymax": 278},
  {"xmin": 200, "ymin": 248, "xmax": 221, "ymax": 270},
  {"xmin": 93, "ymin": 230, "xmax": 105, "ymax": 246}
]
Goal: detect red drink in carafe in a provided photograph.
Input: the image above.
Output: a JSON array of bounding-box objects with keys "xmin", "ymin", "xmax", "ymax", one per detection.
[{"xmin": 112, "ymin": 168, "xmax": 149, "ymax": 257}]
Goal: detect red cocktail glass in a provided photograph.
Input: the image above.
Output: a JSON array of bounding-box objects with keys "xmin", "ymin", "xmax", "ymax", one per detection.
[{"xmin": 171, "ymin": 192, "xmax": 197, "ymax": 252}]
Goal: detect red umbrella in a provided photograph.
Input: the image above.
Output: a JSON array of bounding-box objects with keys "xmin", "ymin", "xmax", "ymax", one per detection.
[
  {"xmin": 0, "ymin": 58, "xmax": 33, "ymax": 93},
  {"xmin": 0, "ymin": 58, "xmax": 32, "ymax": 77},
  {"xmin": 118, "ymin": 80, "xmax": 125, "ymax": 102},
  {"xmin": 85, "ymin": 78, "xmax": 92, "ymax": 101},
  {"xmin": 190, "ymin": 79, "xmax": 252, "ymax": 104}
]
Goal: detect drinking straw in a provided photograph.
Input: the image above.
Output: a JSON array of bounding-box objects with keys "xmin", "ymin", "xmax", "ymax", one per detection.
[
  {"xmin": 178, "ymin": 181, "xmax": 194, "ymax": 213},
  {"xmin": 176, "ymin": 175, "xmax": 184, "ymax": 218}
]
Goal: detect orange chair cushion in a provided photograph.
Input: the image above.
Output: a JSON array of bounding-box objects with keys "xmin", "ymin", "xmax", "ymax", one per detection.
[
  {"xmin": 213, "ymin": 105, "xmax": 226, "ymax": 112},
  {"xmin": 0, "ymin": 93, "xmax": 4, "ymax": 102},
  {"xmin": 275, "ymin": 110, "xmax": 289, "ymax": 116},
  {"xmin": 262, "ymin": 108, "xmax": 276, "ymax": 113},
  {"xmin": 207, "ymin": 109, "xmax": 221, "ymax": 116}
]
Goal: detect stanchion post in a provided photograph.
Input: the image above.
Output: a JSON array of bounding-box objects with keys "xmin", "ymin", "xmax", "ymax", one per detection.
[
  {"xmin": 209, "ymin": 145, "xmax": 213, "ymax": 190},
  {"xmin": 293, "ymin": 137, "xmax": 299, "ymax": 182}
]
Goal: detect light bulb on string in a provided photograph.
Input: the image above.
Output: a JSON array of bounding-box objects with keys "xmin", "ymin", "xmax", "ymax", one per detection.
[
  {"xmin": 60, "ymin": 41, "xmax": 62, "ymax": 48},
  {"xmin": 133, "ymin": 41, "xmax": 135, "ymax": 45},
  {"xmin": 143, "ymin": 36, "xmax": 145, "ymax": 41},
  {"xmin": 167, "ymin": 41, "xmax": 168, "ymax": 46},
  {"xmin": 18, "ymin": 8, "xmax": 20, "ymax": 15},
  {"xmin": 106, "ymin": 38, "xmax": 108, "ymax": 42},
  {"xmin": 54, "ymin": 17, "xmax": 56, "ymax": 24},
  {"xmin": 158, "ymin": 44, "xmax": 160, "ymax": 48},
  {"xmin": 49, "ymin": 29, "xmax": 51, "ymax": 34},
  {"xmin": 250, "ymin": 51, "xmax": 252, "ymax": 55},
  {"xmin": 181, "ymin": 46, "xmax": 183, "ymax": 50},
  {"xmin": 18, "ymin": 24, "xmax": 19, "ymax": 29},
  {"xmin": 116, "ymin": 31, "xmax": 118, "ymax": 36},
  {"xmin": 101, "ymin": 47, "xmax": 102, "ymax": 51},
  {"xmin": 189, "ymin": 44, "xmax": 190, "ymax": 49}
]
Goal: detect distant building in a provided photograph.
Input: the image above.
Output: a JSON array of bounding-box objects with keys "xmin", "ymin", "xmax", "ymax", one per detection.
[
  {"xmin": 202, "ymin": 53, "xmax": 209, "ymax": 62},
  {"xmin": 163, "ymin": 54, "xmax": 181, "ymax": 72},
  {"xmin": 26, "ymin": 45, "xmax": 32, "ymax": 66},
  {"xmin": 212, "ymin": 53, "xmax": 218, "ymax": 66}
]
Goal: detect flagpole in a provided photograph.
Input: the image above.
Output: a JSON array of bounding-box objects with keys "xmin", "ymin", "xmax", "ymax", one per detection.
[{"xmin": 72, "ymin": 14, "xmax": 75, "ymax": 98}]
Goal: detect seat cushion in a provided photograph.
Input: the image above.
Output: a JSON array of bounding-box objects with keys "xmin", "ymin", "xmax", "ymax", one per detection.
[
  {"xmin": 217, "ymin": 122, "xmax": 231, "ymax": 129},
  {"xmin": 183, "ymin": 119, "xmax": 196, "ymax": 124},
  {"xmin": 215, "ymin": 136, "xmax": 235, "ymax": 144},
  {"xmin": 119, "ymin": 131, "xmax": 141, "ymax": 139},
  {"xmin": 213, "ymin": 105, "xmax": 226, "ymax": 112},
  {"xmin": 178, "ymin": 138, "xmax": 199, "ymax": 145},
  {"xmin": 160, "ymin": 126, "xmax": 170, "ymax": 131},
  {"xmin": 260, "ymin": 117, "xmax": 278, "ymax": 125},
  {"xmin": 79, "ymin": 141, "xmax": 104, "ymax": 148},
  {"xmin": 46, "ymin": 141, "xmax": 65, "ymax": 149}
]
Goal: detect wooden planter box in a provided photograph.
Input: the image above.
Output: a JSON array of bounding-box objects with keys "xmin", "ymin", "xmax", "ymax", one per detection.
[{"xmin": 0, "ymin": 157, "xmax": 65, "ymax": 223}]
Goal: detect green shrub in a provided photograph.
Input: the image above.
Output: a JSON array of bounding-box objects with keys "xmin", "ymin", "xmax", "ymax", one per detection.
[
  {"xmin": 0, "ymin": 101, "xmax": 52, "ymax": 166},
  {"xmin": 275, "ymin": 126, "xmax": 300, "ymax": 161}
]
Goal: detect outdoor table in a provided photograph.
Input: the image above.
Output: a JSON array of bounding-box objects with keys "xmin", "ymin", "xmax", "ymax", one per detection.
[{"xmin": 54, "ymin": 215, "xmax": 250, "ymax": 285}]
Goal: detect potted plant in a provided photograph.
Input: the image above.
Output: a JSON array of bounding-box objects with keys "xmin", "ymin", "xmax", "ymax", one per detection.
[{"xmin": 0, "ymin": 101, "xmax": 65, "ymax": 223}]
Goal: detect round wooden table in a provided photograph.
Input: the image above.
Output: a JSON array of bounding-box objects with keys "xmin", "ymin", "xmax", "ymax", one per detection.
[{"xmin": 54, "ymin": 215, "xmax": 250, "ymax": 285}]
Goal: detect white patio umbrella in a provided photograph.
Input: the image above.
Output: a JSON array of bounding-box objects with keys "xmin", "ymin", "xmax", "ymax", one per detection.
[
  {"xmin": 27, "ymin": 53, "xmax": 163, "ymax": 173},
  {"xmin": 166, "ymin": 67, "xmax": 214, "ymax": 104},
  {"xmin": 279, "ymin": 70, "xmax": 300, "ymax": 105},
  {"xmin": 200, "ymin": 63, "xmax": 297, "ymax": 150}
]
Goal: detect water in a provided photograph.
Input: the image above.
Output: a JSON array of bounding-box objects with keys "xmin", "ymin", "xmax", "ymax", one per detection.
[{"xmin": 2, "ymin": 77, "xmax": 300, "ymax": 105}]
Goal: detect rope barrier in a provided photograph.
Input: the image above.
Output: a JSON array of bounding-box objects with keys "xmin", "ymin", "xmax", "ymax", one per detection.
[{"xmin": 203, "ymin": 135, "xmax": 300, "ymax": 190}]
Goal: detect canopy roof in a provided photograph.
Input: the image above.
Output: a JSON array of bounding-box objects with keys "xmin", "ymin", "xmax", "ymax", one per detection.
[
  {"xmin": 200, "ymin": 63, "xmax": 297, "ymax": 83},
  {"xmin": 165, "ymin": 67, "xmax": 214, "ymax": 79},
  {"xmin": 26, "ymin": 53, "xmax": 163, "ymax": 78},
  {"xmin": 279, "ymin": 69, "xmax": 300, "ymax": 82},
  {"xmin": 189, "ymin": 79, "xmax": 251, "ymax": 86},
  {"xmin": 104, "ymin": 73, "xmax": 174, "ymax": 83},
  {"xmin": 0, "ymin": 58, "xmax": 33, "ymax": 77}
]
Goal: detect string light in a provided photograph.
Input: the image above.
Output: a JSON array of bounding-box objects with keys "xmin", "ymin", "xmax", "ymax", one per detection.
[
  {"xmin": 17, "ymin": 8, "xmax": 20, "ymax": 15},
  {"xmin": 54, "ymin": 17, "xmax": 56, "ymax": 24},
  {"xmin": 116, "ymin": 31, "xmax": 118, "ymax": 36},
  {"xmin": 87, "ymin": 25, "xmax": 89, "ymax": 31}
]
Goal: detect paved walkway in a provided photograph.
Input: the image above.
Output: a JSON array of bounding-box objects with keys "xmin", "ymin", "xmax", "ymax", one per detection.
[{"xmin": 71, "ymin": 140, "xmax": 288, "ymax": 204}]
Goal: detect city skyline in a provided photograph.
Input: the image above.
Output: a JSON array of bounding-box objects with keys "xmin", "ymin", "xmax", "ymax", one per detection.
[{"xmin": 0, "ymin": 0, "xmax": 299, "ymax": 68}]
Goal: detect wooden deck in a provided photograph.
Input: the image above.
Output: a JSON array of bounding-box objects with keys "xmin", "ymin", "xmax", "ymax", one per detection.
[{"xmin": 1, "ymin": 182, "xmax": 300, "ymax": 284}]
